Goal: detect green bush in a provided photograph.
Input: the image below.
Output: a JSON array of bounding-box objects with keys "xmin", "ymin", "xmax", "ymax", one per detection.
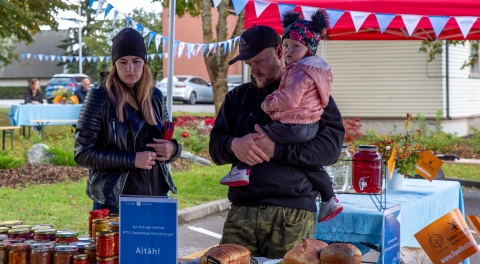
[
  {"xmin": 0, "ymin": 86, "xmax": 46, "ymax": 99},
  {"xmin": 0, "ymin": 150, "xmax": 24, "ymax": 169}
]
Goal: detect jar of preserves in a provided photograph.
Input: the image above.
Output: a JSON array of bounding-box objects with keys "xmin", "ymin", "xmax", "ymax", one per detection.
[
  {"xmin": 0, "ymin": 221, "xmax": 22, "ymax": 228},
  {"xmin": 55, "ymin": 231, "xmax": 79, "ymax": 245},
  {"xmin": 0, "ymin": 228, "xmax": 8, "ymax": 235},
  {"xmin": 96, "ymin": 231, "xmax": 114, "ymax": 258},
  {"xmin": 30, "ymin": 242, "xmax": 53, "ymax": 264},
  {"xmin": 34, "ymin": 229, "xmax": 56, "ymax": 242},
  {"xmin": 83, "ymin": 244, "xmax": 96, "ymax": 264},
  {"xmin": 113, "ymin": 256, "xmax": 118, "ymax": 264},
  {"xmin": 8, "ymin": 243, "xmax": 29, "ymax": 264},
  {"xmin": 96, "ymin": 257, "xmax": 114, "ymax": 264},
  {"xmin": 70, "ymin": 242, "xmax": 89, "ymax": 254},
  {"xmin": 352, "ymin": 145, "xmax": 383, "ymax": 193},
  {"xmin": 107, "ymin": 222, "xmax": 119, "ymax": 256},
  {"xmin": 31, "ymin": 224, "xmax": 54, "ymax": 231},
  {"xmin": 53, "ymin": 245, "xmax": 78, "ymax": 264},
  {"xmin": 73, "ymin": 254, "xmax": 89, "ymax": 264},
  {"xmin": 0, "ymin": 243, "xmax": 8, "ymax": 264},
  {"xmin": 0, "ymin": 235, "xmax": 7, "ymax": 242},
  {"xmin": 91, "ymin": 220, "xmax": 109, "ymax": 240},
  {"xmin": 7, "ymin": 229, "xmax": 30, "ymax": 240},
  {"xmin": 88, "ymin": 210, "xmax": 109, "ymax": 238}
]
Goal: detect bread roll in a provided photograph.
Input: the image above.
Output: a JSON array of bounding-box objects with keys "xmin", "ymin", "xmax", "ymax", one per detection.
[
  {"xmin": 199, "ymin": 243, "xmax": 251, "ymax": 264},
  {"xmin": 283, "ymin": 238, "xmax": 327, "ymax": 264},
  {"xmin": 319, "ymin": 243, "xmax": 362, "ymax": 264}
]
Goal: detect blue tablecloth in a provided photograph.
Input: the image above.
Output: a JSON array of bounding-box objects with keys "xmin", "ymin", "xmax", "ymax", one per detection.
[
  {"xmin": 314, "ymin": 179, "xmax": 468, "ymax": 263},
  {"xmin": 8, "ymin": 104, "xmax": 83, "ymax": 126}
]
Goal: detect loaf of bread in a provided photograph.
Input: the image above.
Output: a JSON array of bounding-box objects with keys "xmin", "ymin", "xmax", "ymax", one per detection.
[
  {"xmin": 319, "ymin": 243, "xmax": 362, "ymax": 264},
  {"xmin": 282, "ymin": 238, "xmax": 327, "ymax": 264},
  {"xmin": 199, "ymin": 243, "xmax": 251, "ymax": 264}
]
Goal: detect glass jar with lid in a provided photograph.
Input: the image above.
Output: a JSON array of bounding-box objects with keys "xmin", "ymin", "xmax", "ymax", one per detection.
[
  {"xmin": 30, "ymin": 242, "xmax": 53, "ymax": 264},
  {"xmin": 53, "ymin": 245, "xmax": 78, "ymax": 264},
  {"xmin": 96, "ymin": 257, "xmax": 115, "ymax": 264},
  {"xmin": 84, "ymin": 244, "xmax": 96, "ymax": 264},
  {"xmin": 88, "ymin": 209, "xmax": 109, "ymax": 238},
  {"xmin": 96, "ymin": 231, "xmax": 114, "ymax": 258},
  {"xmin": 352, "ymin": 145, "xmax": 382, "ymax": 193},
  {"xmin": 0, "ymin": 228, "xmax": 8, "ymax": 235},
  {"xmin": 34, "ymin": 229, "xmax": 56, "ymax": 242},
  {"xmin": 91, "ymin": 219, "xmax": 109, "ymax": 240},
  {"xmin": 7, "ymin": 228, "xmax": 30, "ymax": 240},
  {"xmin": 70, "ymin": 242, "xmax": 89, "ymax": 254},
  {"xmin": 8, "ymin": 243, "xmax": 29, "ymax": 264},
  {"xmin": 107, "ymin": 222, "xmax": 119, "ymax": 256},
  {"xmin": 0, "ymin": 221, "xmax": 22, "ymax": 228},
  {"xmin": 0, "ymin": 243, "xmax": 8, "ymax": 264},
  {"xmin": 73, "ymin": 254, "xmax": 89, "ymax": 264},
  {"xmin": 55, "ymin": 230, "xmax": 79, "ymax": 245}
]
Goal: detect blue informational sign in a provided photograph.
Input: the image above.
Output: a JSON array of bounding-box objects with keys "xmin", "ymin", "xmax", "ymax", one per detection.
[
  {"xmin": 119, "ymin": 196, "xmax": 178, "ymax": 264},
  {"xmin": 383, "ymin": 204, "xmax": 401, "ymax": 264}
]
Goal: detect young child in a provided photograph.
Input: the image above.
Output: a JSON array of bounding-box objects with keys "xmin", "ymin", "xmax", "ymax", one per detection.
[{"xmin": 220, "ymin": 9, "xmax": 343, "ymax": 222}]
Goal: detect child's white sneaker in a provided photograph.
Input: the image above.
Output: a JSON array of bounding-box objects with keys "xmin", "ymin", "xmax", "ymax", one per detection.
[
  {"xmin": 220, "ymin": 166, "xmax": 250, "ymax": 187},
  {"xmin": 318, "ymin": 197, "xmax": 343, "ymax": 222}
]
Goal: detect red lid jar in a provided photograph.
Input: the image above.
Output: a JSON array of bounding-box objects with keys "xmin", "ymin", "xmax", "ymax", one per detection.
[
  {"xmin": 89, "ymin": 209, "xmax": 109, "ymax": 238},
  {"xmin": 352, "ymin": 145, "xmax": 382, "ymax": 193}
]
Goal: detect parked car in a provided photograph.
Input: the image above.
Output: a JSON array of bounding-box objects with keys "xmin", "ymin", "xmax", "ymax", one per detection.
[
  {"xmin": 227, "ymin": 75, "xmax": 243, "ymax": 91},
  {"xmin": 155, "ymin": 75, "xmax": 212, "ymax": 105},
  {"xmin": 45, "ymin": 73, "xmax": 94, "ymax": 104}
]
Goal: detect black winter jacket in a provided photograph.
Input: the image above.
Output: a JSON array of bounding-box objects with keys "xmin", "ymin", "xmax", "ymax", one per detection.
[
  {"xmin": 74, "ymin": 85, "xmax": 181, "ymax": 206},
  {"xmin": 209, "ymin": 79, "xmax": 345, "ymax": 212}
]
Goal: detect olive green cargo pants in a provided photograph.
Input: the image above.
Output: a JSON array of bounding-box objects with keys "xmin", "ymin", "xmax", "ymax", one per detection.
[{"xmin": 220, "ymin": 204, "xmax": 316, "ymax": 259}]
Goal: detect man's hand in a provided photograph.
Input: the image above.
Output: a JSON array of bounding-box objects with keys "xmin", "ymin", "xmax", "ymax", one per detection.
[
  {"xmin": 231, "ymin": 132, "xmax": 270, "ymax": 166},
  {"xmin": 253, "ymin": 124, "xmax": 275, "ymax": 158}
]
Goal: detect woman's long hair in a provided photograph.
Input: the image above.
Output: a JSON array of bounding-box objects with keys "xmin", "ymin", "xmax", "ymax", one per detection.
[
  {"xmin": 29, "ymin": 78, "xmax": 39, "ymax": 89},
  {"xmin": 105, "ymin": 64, "xmax": 157, "ymax": 125}
]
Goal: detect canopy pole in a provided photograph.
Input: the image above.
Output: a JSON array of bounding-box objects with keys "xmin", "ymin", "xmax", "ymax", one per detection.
[
  {"xmin": 166, "ymin": 0, "xmax": 176, "ymax": 122},
  {"xmin": 321, "ymin": 39, "xmax": 327, "ymax": 59}
]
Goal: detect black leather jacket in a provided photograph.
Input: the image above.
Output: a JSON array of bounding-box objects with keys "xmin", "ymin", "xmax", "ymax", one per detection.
[{"xmin": 74, "ymin": 85, "xmax": 181, "ymax": 206}]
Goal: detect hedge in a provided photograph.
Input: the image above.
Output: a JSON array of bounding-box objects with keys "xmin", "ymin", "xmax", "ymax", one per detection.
[{"xmin": 0, "ymin": 86, "xmax": 46, "ymax": 99}]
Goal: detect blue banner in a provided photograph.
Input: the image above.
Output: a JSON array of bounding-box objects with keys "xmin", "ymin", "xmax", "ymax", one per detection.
[
  {"xmin": 383, "ymin": 204, "xmax": 401, "ymax": 264},
  {"xmin": 120, "ymin": 196, "xmax": 178, "ymax": 264}
]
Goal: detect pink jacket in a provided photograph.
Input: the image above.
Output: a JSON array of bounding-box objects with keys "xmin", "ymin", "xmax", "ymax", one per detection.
[{"xmin": 263, "ymin": 56, "xmax": 332, "ymax": 124}]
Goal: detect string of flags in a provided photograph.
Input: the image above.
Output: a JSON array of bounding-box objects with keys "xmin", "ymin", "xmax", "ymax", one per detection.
[
  {"xmin": 246, "ymin": 0, "xmax": 479, "ymax": 38},
  {"xmin": 19, "ymin": 52, "xmax": 173, "ymax": 63}
]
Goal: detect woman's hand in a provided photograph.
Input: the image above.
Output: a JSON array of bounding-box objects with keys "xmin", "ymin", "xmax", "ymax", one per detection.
[
  {"xmin": 146, "ymin": 138, "xmax": 177, "ymax": 162},
  {"xmin": 135, "ymin": 151, "xmax": 157, "ymax": 169}
]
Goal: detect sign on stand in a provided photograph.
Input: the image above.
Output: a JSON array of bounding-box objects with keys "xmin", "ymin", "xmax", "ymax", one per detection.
[
  {"xmin": 119, "ymin": 196, "xmax": 178, "ymax": 264},
  {"xmin": 383, "ymin": 204, "xmax": 401, "ymax": 264}
]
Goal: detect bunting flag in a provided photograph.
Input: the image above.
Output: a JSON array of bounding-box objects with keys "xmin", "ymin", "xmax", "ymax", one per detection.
[
  {"xmin": 177, "ymin": 42, "xmax": 185, "ymax": 58},
  {"xmin": 38, "ymin": 55, "xmax": 44, "ymax": 61},
  {"xmin": 112, "ymin": 10, "xmax": 119, "ymax": 26},
  {"xmin": 104, "ymin": 4, "xmax": 114, "ymax": 19},
  {"xmin": 428, "ymin": 16, "xmax": 450, "ymax": 37},
  {"xmin": 96, "ymin": 0, "xmax": 106, "ymax": 17},
  {"xmin": 213, "ymin": 0, "xmax": 222, "ymax": 8},
  {"xmin": 254, "ymin": 1, "xmax": 270, "ymax": 18},
  {"xmin": 277, "ymin": 3, "xmax": 295, "ymax": 17},
  {"xmin": 99, "ymin": 56, "xmax": 105, "ymax": 62},
  {"xmin": 148, "ymin": 31, "xmax": 156, "ymax": 49},
  {"xmin": 401, "ymin": 15, "xmax": 422, "ymax": 36},
  {"xmin": 142, "ymin": 28, "xmax": 150, "ymax": 38},
  {"xmin": 455, "ymin": 16, "xmax": 478, "ymax": 38},
  {"xmin": 149, "ymin": 54, "xmax": 156, "ymax": 60},
  {"xmin": 325, "ymin": 9, "xmax": 345, "ymax": 29},
  {"xmin": 350, "ymin": 11, "xmax": 370, "ymax": 32},
  {"xmin": 375, "ymin": 13, "xmax": 396, "ymax": 33},
  {"xmin": 26, "ymin": 53, "xmax": 31, "ymax": 59},
  {"xmin": 301, "ymin": 6, "xmax": 319, "ymax": 21},
  {"xmin": 155, "ymin": 34, "xmax": 162, "ymax": 52},
  {"xmin": 232, "ymin": 0, "xmax": 249, "ymax": 15}
]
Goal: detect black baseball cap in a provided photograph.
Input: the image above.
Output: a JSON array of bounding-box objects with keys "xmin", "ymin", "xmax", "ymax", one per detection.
[{"xmin": 228, "ymin": 25, "xmax": 281, "ymax": 65}]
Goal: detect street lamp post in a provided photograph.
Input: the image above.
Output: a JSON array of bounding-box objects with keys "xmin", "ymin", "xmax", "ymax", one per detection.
[{"xmin": 78, "ymin": 2, "xmax": 82, "ymax": 74}]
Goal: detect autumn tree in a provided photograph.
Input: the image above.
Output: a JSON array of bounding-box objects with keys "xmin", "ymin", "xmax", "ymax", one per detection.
[
  {"xmin": 158, "ymin": 0, "xmax": 244, "ymax": 114},
  {"xmin": 420, "ymin": 40, "xmax": 478, "ymax": 69},
  {"xmin": 0, "ymin": 0, "xmax": 72, "ymax": 66}
]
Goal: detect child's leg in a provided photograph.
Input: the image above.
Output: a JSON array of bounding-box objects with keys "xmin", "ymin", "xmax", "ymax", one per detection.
[
  {"xmin": 220, "ymin": 162, "xmax": 251, "ymax": 187},
  {"xmin": 305, "ymin": 168, "xmax": 343, "ymax": 222}
]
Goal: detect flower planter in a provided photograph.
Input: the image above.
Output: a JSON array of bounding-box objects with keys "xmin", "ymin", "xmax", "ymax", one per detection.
[{"xmin": 387, "ymin": 168, "xmax": 404, "ymax": 190}]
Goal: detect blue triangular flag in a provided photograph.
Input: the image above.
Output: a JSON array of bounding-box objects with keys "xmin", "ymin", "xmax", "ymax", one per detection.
[
  {"xmin": 104, "ymin": 4, "xmax": 114, "ymax": 19},
  {"xmin": 33, "ymin": 54, "xmax": 38, "ymax": 59},
  {"xmin": 81, "ymin": 56, "xmax": 86, "ymax": 62},
  {"xmin": 158, "ymin": 54, "xmax": 163, "ymax": 59},
  {"xmin": 277, "ymin": 3, "xmax": 295, "ymax": 16},
  {"xmin": 428, "ymin": 16, "xmax": 450, "ymax": 37},
  {"xmin": 201, "ymin": 44, "xmax": 208, "ymax": 57},
  {"xmin": 93, "ymin": 56, "xmax": 98, "ymax": 63},
  {"xmin": 21, "ymin": 53, "xmax": 25, "ymax": 59},
  {"xmin": 375, "ymin": 13, "xmax": 396, "ymax": 33},
  {"xmin": 106, "ymin": 56, "xmax": 111, "ymax": 63},
  {"xmin": 68, "ymin": 56, "xmax": 74, "ymax": 63},
  {"xmin": 173, "ymin": 41, "xmax": 179, "ymax": 57},
  {"xmin": 44, "ymin": 55, "xmax": 50, "ymax": 61},
  {"xmin": 325, "ymin": 9, "xmax": 344, "ymax": 29},
  {"xmin": 125, "ymin": 17, "xmax": 131, "ymax": 28},
  {"xmin": 223, "ymin": 41, "xmax": 228, "ymax": 55},
  {"xmin": 162, "ymin": 37, "xmax": 167, "ymax": 54},
  {"xmin": 89, "ymin": 0, "xmax": 95, "ymax": 8},
  {"xmin": 56, "ymin": 55, "xmax": 62, "ymax": 61},
  {"xmin": 148, "ymin": 31, "xmax": 156, "ymax": 49},
  {"xmin": 136, "ymin": 23, "xmax": 144, "ymax": 33},
  {"xmin": 232, "ymin": 0, "xmax": 248, "ymax": 15}
]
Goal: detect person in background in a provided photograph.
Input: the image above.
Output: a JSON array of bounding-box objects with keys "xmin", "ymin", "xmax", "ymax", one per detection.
[
  {"xmin": 74, "ymin": 28, "xmax": 182, "ymax": 214},
  {"xmin": 24, "ymin": 78, "xmax": 44, "ymax": 104},
  {"xmin": 74, "ymin": 78, "xmax": 91, "ymax": 104},
  {"xmin": 209, "ymin": 24, "xmax": 345, "ymax": 258}
]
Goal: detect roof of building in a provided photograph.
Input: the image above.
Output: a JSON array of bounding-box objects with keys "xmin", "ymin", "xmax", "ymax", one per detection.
[{"xmin": 0, "ymin": 30, "xmax": 69, "ymax": 79}]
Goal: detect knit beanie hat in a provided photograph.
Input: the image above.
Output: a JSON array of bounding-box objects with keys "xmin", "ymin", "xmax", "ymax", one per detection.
[
  {"xmin": 281, "ymin": 10, "xmax": 329, "ymax": 56},
  {"xmin": 111, "ymin": 28, "xmax": 147, "ymax": 64}
]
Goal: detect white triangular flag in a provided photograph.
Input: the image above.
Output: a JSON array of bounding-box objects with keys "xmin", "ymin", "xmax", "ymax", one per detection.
[
  {"xmin": 254, "ymin": 1, "xmax": 271, "ymax": 18},
  {"xmin": 213, "ymin": 0, "xmax": 222, "ymax": 7},
  {"xmin": 177, "ymin": 42, "xmax": 186, "ymax": 58},
  {"xmin": 401, "ymin": 15, "xmax": 422, "ymax": 36},
  {"xmin": 86, "ymin": 56, "xmax": 92, "ymax": 62},
  {"xmin": 38, "ymin": 55, "xmax": 44, "ymax": 61},
  {"xmin": 26, "ymin": 53, "xmax": 31, "ymax": 59},
  {"xmin": 455, "ymin": 16, "xmax": 478, "ymax": 38},
  {"xmin": 96, "ymin": 0, "xmax": 105, "ymax": 17},
  {"xmin": 164, "ymin": 53, "xmax": 168, "ymax": 59},
  {"xmin": 74, "ymin": 56, "xmax": 79, "ymax": 62},
  {"xmin": 350, "ymin": 11, "xmax": 370, "ymax": 32},
  {"xmin": 149, "ymin": 54, "xmax": 156, "ymax": 60},
  {"xmin": 112, "ymin": 10, "xmax": 119, "ymax": 26},
  {"xmin": 207, "ymin": 43, "xmax": 215, "ymax": 56},
  {"xmin": 142, "ymin": 27, "xmax": 150, "ymax": 38},
  {"xmin": 186, "ymin": 43, "xmax": 195, "ymax": 59},
  {"xmin": 131, "ymin": 20, "xmax": 137, "ymax": 30},
  {"xmin": 155, "ymin": 34, "xmax": 162, "ymax": 52},
  {"xmin": 99, "ymin": 56, "xmax": 105, "ymax": 62},
  {"xmin": 62, "ymin": 56, "xmax": 67, "ymax": 62},
  {"xmin": 228, "ymin": 39, "xmax": 234, "ymax": 53},
  {"xmin": 194, "ymin": 44, "xmax": 203, "ymax": 56},
  {"xmin": 301, "ymin": 6, "xmax": 319, "ymax": 21},
  {"xmin": 51, "ymin": 55, "xmax": 56, "ymax": 61}
]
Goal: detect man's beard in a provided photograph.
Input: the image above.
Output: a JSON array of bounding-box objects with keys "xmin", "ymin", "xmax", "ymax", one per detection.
[{"xmin": 255, "ymin": 63, "xmax": 282, "ymax": 88}]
